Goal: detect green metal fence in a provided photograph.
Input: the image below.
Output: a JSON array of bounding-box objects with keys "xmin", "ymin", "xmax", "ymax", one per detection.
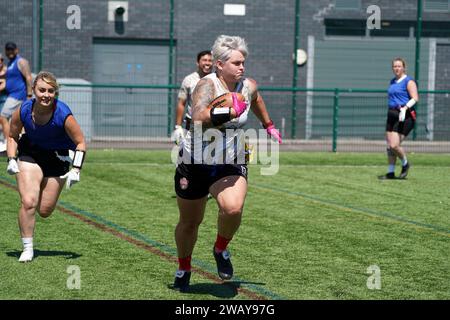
[{"xmin": 59, "ymin": 83, "xmax": 450, "ymax": 153}]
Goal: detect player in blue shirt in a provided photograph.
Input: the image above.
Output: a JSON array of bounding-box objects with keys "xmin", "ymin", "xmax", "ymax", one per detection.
[
  {"xmin": 0, "ymin": 42, "xmax": 33, "ymax": 152},
  {"xmin": 381, "ymin": 58, "xmax": 419, "ymax": 180},
  {"xmin": 6, "ymin": 71, "xmax": 86, "ymax": 262},
  {"xmin": 0, "ymin": 53, "xmax": 7, "ymax": 149}
]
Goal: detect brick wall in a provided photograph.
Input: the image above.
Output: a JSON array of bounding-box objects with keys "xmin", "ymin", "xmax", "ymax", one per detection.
[{"xmin": 0, "ymin": 0, "xmax": 449, "ymax": 87}]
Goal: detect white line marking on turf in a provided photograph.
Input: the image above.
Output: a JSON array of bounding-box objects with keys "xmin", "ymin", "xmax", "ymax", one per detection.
[{"xmin": 85, "ymin": 163, "xmax": 450, "ymax": 168}]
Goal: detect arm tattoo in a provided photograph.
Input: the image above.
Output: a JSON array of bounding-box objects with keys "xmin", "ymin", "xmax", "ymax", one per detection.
[
  {"xmin": 191, "ymin": 78, "xmax": 215, "ymax": 121},
  {"xmin": 247, "ymin": 78, "xmax": 259, "ymax": 106}
]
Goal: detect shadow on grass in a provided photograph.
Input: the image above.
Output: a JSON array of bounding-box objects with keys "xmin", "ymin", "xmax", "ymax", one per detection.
[
  {"xmin": 168, "ymin": 280, "xmax": 266, "ymax": 298},
  {"xmin": 6, "ymin": 249, "xmax": 82, "ymax": 260}
]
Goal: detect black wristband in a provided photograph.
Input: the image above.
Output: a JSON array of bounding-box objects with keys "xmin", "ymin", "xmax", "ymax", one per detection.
[
  {"xmin": 210, "ymin": 107, "xmax": 231, "ymax": 126},
  {"xmin": 263, "ymin": 119, "xmax": 273, "ymax": 129}
]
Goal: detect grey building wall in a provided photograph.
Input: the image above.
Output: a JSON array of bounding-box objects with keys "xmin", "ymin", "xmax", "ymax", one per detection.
[
  {"xmin": 0, "ymin": 0, "xmax": 296, "ymax": 86},
  {"xmin": 41, "ymin": 0, "xmax": 171, "ymax": 80},
  {"xmin": 174, "ymin": 0, "xmax": 296, "ymax": 87},
  {"xmin": 297, "ymin": 0, "xmax": 450, "ymax": 88},
  {"xmin": 0, "ymin": 1, "xmax": 33, "ymax": 65},
  {"xmin": 0, "ymin": 0, "xmax": 449, "ymax": 88}
]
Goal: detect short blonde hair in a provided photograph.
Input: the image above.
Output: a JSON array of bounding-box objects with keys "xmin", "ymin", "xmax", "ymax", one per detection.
[
  {"xmin": 211, "ymin": 35, "xmax": 248, "ymax": 64},
  {"xmin": 33, "ymin": 71, "xmax": 59, "ymax": 93}
]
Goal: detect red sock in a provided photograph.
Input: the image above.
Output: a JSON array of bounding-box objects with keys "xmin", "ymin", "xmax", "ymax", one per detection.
[
  {"xmin": 214, "ymin": 234, "xmax": 231, "ymax": 253},
  {"xmin": 178, "ymin": 256, "xmax": 191, "ymax": 271}
]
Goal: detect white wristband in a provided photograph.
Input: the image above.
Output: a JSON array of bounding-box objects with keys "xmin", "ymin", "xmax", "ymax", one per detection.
[
  {"xmin": 73, "ymin": 150, "xmax": 86, "ymax": 169},
  {"xmin": 405, "ymin": 98, "xmax": 416, "ymax": 109}
]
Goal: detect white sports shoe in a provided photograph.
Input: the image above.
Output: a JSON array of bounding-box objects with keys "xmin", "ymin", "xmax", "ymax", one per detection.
[
  {"xmin": 0, "ymin": 141, "xmax": 6, "ymax": 152},
  {"xmin": 18, "ymin": 248, "xmax": 34, "ymax": 262}
]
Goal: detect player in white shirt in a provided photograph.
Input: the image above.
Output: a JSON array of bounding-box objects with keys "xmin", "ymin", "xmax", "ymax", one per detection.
[{"xmin": 172, "ymin": 51, "xmax": 212, "ymax": 145}]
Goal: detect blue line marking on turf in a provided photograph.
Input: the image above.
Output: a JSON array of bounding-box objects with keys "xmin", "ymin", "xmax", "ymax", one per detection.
[
  {"xmin": 0, "ymin": 175, "xmax": 16, "ymax": 185},
  {"xmin": 253, "ymin": 184, "xmax": 450, "ymax": 236},
  {"xmin": 0, "ymin": 175, "xmax": 285, "ymax": 300},
  {"xmin": 58, "ymin": 200, "xmax": 285, "ymax": 300}
]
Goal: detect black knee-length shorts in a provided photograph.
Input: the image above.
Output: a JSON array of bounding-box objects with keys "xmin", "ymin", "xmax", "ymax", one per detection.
[
  {"xmin": 386, "ymin": 108, "xmax": 416, "ymax": 136},
  {"xmin": 17, "ymin": 134, "xmax": 71, "ymax": 177},
  {"xmin": 174, "ymin": 162, "xmax": 248, "ymax": 200}
]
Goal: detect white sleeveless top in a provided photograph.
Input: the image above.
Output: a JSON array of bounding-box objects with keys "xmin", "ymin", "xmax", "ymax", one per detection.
[{"xmin": 181, "ymin": 72, "xmax": 251, "ymax": 165}]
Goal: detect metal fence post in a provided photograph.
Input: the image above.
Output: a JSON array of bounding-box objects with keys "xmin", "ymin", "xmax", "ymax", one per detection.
[
  {"xmin": 167, "ymin": 0, "xmax": 175, "ymax": 136},
  {"xmin": 291, "ymin": 0, "xmax": 300, "ymax": 139},
  {"xmin": 32, "ymin": 0, "xmax": 39, "ymax": 73},
  {"xmin": 38, "ymin": 0, "xmax": 43, "ymax": 71},
  {"xmin": 413, "ymin": 0, "xmax": 422, "ymax": 141},
  {"xmin": 332, "ymin": 88, "xmax": 339, "ymax": 152}
]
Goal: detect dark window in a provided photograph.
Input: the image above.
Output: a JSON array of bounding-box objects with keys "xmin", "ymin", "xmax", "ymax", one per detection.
[
  {"xmin": 422, "ymin": 21, "xmax": 450, "ymax": 37},
  {"xmin": 325, "ymin": 19, "xmax": 450, "ymax": 38},
  {"xmin": 370, "ymin": 21, "xmax": 412, "ymax": 37},
  {"xmin": 325, "ymin": 19, "xmax": 366, "ymax": 36}
]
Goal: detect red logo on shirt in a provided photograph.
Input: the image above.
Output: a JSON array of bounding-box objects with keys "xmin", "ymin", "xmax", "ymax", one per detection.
[{"xmin": 180, "ymin": 177, "xmax": 189, "ymax": 190}]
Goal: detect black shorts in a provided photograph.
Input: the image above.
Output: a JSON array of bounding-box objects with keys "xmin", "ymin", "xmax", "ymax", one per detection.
[
  {"xmin": 18, "ymin": 134, "xmax": 71, "ymax": 177},
  {"xmin": 184, "ymin": 117, "xmax": 191, "ymax": 131},
  {"xmin": 386, "ymin": 108, "xmax": 416, "ymax": 136},
  {"xmin": 174, "ymin": 163, "xmax": 248, "ymax": 200}
]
